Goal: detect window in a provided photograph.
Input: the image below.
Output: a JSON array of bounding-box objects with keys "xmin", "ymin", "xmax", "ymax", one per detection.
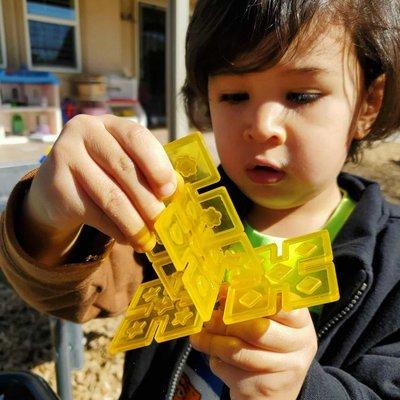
[
  {"xmin": 23, "ymin": 0, "xmax": 81, "ymax": 72},
  {"xmin": 0, "ymin": 0, "xmax": 6, "ymax": 68}
]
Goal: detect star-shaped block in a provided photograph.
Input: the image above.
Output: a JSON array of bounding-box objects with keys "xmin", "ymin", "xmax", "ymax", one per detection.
[{"xmin": 109, "ymin": 279, "xmax": 203, "ymax": 354}]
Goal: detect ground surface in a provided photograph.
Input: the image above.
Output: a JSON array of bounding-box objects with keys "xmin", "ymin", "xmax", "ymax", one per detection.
[{"xmin": 0, "ymin": 139, "xmax": 399, "ymax": 399}]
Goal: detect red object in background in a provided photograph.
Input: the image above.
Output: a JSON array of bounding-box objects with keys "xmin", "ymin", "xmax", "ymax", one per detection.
[{"xmin": 61, "ymin": 98, "xmax": 78, "ymax": 123}]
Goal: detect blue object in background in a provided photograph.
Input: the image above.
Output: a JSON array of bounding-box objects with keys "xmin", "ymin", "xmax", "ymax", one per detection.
[
  {"xmin": 27, "ymin": 1, "xmax": 76, "ymax": 21},
  {"xmin": 0, "ymin": 68, "xmax": 59, "ymax": 85}
]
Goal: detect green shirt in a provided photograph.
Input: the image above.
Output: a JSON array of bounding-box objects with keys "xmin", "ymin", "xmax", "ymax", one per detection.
[{"xmin": 244, "ymin": 189, "xmax": 357, "ymax": 315}]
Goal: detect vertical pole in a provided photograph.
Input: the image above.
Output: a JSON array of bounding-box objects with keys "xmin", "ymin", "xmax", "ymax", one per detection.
[
  {"xmin": 52, "ymin": 319, "xmax": 73, "ymax": 400},
  {"xmin": 51, "ymin": 319, "xmax": 85, "ymax": 400},
  {"xmin": 166, "ymin": 0, "xmax": 190, "ymax": 141}
]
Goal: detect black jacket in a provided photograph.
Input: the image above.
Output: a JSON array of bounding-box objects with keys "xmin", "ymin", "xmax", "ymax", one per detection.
[{"xmin": 119, "ymin": 173, "xmax": 400, "ymax": 400}]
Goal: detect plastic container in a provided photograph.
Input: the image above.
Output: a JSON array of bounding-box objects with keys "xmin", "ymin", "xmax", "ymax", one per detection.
[
  {"xmin": 75, "ymin": 75, "xmax": 107, "ymax": 101},
  {"xmin": 11, "ymin": 114, "xmax": 25, "ymax": 135},
  {"xmin": 107, "ymin": 75, "xmax": 138, "ymax": 99}
]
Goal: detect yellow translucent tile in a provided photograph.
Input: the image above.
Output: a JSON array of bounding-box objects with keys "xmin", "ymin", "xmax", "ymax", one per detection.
[
  {"xmin": 224, "ymin": 284, "xmax": 278, "ymax": 324},
  {"xmin": 110, "ymin": 133, "xmax": 340, "ymax": 352},
  {"xmin": 164, "ymin": 132, "xmax": 220, "ymax": 190},
  {"xmin": 222, "ymin": 234, "xmax": 265, "ymax": 287},
  {"xmin": 152, "ymin": 260, "xmax": 185, "ymax": 301},
  {"xmin": 182, "ymin": 250, "xmax": 225, "ymax": 321},
  {"xmin": 223, "ymin": 230, "xmax": 339, "ymax": 324},
  {"xmin": 238, "ymin": 290, "xmax": 263, "ymax": 308},
  {"xmin": 196, "ymin": 187, "xmax": 244, "ymax": 238},
  {"xmin": 259, "ymin": 230, "xmax": 339, "ymax": 311},
  {"xmin": 296, "ymin": 276, "xmax": 322, "ymax": 295},
  {"xmin": 295, "ymin": 241, "xmax": 318, "ymax": 257},
  {"xmin": 267, "ymin": 263, "xmax": 294, "ymax": 283},
  {"xmin": 109, "ymin": 279, "xmax": 203, "ymax": 354},
  {"xmin": 156, "ymin": 185, "xmax": 207, "ymax": 272}
]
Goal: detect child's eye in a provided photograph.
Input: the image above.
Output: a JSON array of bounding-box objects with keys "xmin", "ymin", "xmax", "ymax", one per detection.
[
  {"xmin": 219, "ymin": 92, "xmax": 249, "ymax": 104},
  {"xmin": 286, "ymin": 92, "xmax": 321, "ymax": 105}
]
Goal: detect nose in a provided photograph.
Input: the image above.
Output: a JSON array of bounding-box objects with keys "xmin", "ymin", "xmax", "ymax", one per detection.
[{"xmin": 243, "ymin": 102, "xmax": 286, "ymax": 144}]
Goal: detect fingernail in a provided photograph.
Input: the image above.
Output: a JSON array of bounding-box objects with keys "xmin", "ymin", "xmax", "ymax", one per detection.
[
  {"xmin": 139, "ymin": 234, "xmax": 157, "ymax": 253},
  {"xmin": 160, "ymin": 182, "xmax": 176, "ymax": 198},
  {"xmin": 133, "ymin": 227, "xmax": 156, "ymax": 253}
]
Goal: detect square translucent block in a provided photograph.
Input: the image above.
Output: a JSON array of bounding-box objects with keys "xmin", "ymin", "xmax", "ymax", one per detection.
[
  {"xmin": 164, "ymin": 132, "xmax": 220, "ymax": 190},
  {"xmin": 223, "ymin": 230, "xmax": 339, "ymax": 324},
  {"xmin": 109, "ymin": 279, "xmax": 203, "ymax": 354},
  {"xmin": 152, "ymin": 259, "xmax": 185, "ymax": 301},
  {"xmin": 110, "ymin": 132, "xmax": 340, "ymax": 353}
]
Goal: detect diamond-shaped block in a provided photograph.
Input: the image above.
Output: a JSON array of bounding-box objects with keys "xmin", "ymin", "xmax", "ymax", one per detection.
[
  {"xmin": 295, "ymin": 242, "xmax": 318, "ymax": 257},
  {"xmin": 239, "ymin": 290, "xmax": 263, "ymax": 308},
  {"xmin": 267, "ymin": 263, "xmax": 293, "ymax": 282},
  {"xmin": 296, "ymin": 276, "xmax": 322, "ymax": 295}
]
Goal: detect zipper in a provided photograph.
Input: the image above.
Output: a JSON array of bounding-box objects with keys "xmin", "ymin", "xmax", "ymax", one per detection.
[
  {"xmin": 164, "ymin": 281, "xmax": 369, "ymax": 398},
  {"xmin": 317, "ymin": 282, "xmax": 368, "ymax": 340},
  {"xmin": 165, "ymin": 342, "xmax": 192, "ymax": 400}
]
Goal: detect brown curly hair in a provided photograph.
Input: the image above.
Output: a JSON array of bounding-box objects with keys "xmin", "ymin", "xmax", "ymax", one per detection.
[{"xmin": 182, "ymin": 0, "xmax": 400, "ymax": 162}]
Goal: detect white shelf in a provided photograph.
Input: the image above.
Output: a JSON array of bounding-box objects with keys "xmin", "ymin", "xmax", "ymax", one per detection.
[
  {"xmin": 0, "ymin": 106, "xmax": 59, "ymax": 113},
  {"xmin": 0, "ymin": 81, "xmax": 63, "ymax": 136},
  {"xmin": 0, "ymin": 136, "xmax": 29, "ymax": 145}
]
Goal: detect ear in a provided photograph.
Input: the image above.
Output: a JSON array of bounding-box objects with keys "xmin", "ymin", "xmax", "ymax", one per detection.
[{"xmin": 354, "ymin": 74, "xmax": 385, "ymax": 140}]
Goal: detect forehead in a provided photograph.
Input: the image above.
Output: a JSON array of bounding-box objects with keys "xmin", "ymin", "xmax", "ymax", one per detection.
[
  {"xmin": 277, "ymin": 24, "xmax": 359, "ymax": 75},
  {"xmin": 220, "ymin": 22, "xmax": 359, "ymax": 80},
  {"xmin": 208, "ymin": 22, "xmax": 363, "ymax": 92}
]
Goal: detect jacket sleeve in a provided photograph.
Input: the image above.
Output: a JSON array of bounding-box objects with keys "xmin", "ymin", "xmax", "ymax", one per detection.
[
  {"xmin": 300, "ymin": 295, "xmax": 400, "ymax": 400},
  {"xmin": 0, "ymin": 172, "xmax": 144, "ymax": 323},
  {"xmin": 300, "ymin": 339, "xmax": 400, "ymax": 400}
]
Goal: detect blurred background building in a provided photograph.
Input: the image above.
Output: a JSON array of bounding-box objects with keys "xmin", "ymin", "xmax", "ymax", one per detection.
[{"xmin": 0, "ymin": 0, "xmax": 195, "ymax": 145}]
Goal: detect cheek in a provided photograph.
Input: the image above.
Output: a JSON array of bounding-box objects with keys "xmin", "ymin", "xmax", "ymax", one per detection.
[
  {"xmin": 290, "ymin": 102, "xmax": 354, "ymax": 173},
  {"xmin": 289, "ymin": 128, "xmax": 350, "ymax": 182},
  {"xmin": 211, "ymin": 106, "xmax": 243, "ymax": 155},
  {"xmin": 292, "ymin": 134, "xmax": 349, "ymax": 183}
]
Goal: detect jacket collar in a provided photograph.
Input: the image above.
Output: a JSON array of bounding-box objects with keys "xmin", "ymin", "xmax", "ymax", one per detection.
[{"xmin": 317, "ymin": 173, "xmax": 389, "ymax": 333}]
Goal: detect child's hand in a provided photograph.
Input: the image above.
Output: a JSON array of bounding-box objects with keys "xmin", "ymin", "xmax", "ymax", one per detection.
[
  {"xmin": 22, "ymin": 114, "xmax": 176, "ymax": 258},
  {"xmin": 190, "ymin": 307, "xmax": 317, "ymax": 400}
]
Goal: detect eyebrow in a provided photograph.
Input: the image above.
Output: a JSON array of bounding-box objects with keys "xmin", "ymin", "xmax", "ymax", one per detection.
[{"xmin": 280, "ymin": 66, "xmax": 330, "ymax": 76}]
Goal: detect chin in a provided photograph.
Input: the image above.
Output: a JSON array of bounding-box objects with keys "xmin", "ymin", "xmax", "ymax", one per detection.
[{"xmin": 244, "ymin": 190, "xmax": 304, "ymax": 210}]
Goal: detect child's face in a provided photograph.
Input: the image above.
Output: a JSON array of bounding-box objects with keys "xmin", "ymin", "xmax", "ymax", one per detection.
[{"xmin": 208, "ymin": 25, "xmax": 364, "ymax": 210}]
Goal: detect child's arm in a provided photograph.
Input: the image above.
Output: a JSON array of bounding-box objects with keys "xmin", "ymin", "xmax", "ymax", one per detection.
[
  {"xmin": 190, "ymin": 307, "xmax": 317, "ymax": 400},
  {"xmin": 0, "ymin": 114, "xmax": 176, "ymax": 322},
  {"xmin": 20, "ymin": 114, "xmax": 176, "ymax": 260}
]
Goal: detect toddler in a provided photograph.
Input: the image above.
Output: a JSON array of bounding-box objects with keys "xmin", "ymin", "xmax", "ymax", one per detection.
[{"xmin": 1, "ymin": 0, "xmax": 400, "ymax": 399}]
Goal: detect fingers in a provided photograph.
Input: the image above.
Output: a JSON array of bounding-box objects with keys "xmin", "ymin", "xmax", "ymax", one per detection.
[
  {"xmin": 203, "ymin": 308, "xmax": 313, "ymax": 353},
  {"xmin": 72, "ymin": 180, "xmax": 129, "ymax": 244},
  {"xmin": 209, "ymin": 357, "xmax": 291, "ymax": 399},
  {"xmin": 209, "ymin": 357, "xmax": 282, "ymax": 400},
  {"xmin": 82, "ymin": 122, "xmax": 165, "ymax": 225},
  {"xmin": 25, "ymin": 115, "xmax": 177, "ymax": 254},
  {"xmin": 70, "ymin": 152, "xmax": 156, "ymax": 252},
  {"xmin": 269, "ymin": 307, "xmax": 313, "ymax": 329},
  {"xmin": 100, "ymin": 115, "xmax": 177, "ymax": 199},
  {"xmin": 227, "ymin": 318, "xmax": 310, "ymax": 353},
  {"xmin": 190, "ymin": 331, "xmax": 289, "ymax": 372},
  {"xmin": 61, "ymin": 114, "xmax": 178, "ymax": 251},
  {"xmin": 209, "ymin": 357, "xmax": 255, "ymax": 396}
]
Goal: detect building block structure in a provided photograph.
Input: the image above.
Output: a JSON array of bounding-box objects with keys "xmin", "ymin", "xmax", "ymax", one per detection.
[{"xmin": 109, "ymin": 133, "xmax": 339, "ymax": 354}]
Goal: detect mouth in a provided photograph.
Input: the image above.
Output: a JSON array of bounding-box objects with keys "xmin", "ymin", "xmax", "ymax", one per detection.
[{"xmin": 245, "ymin": 163, "xmax": 286, "ymax": 184}]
